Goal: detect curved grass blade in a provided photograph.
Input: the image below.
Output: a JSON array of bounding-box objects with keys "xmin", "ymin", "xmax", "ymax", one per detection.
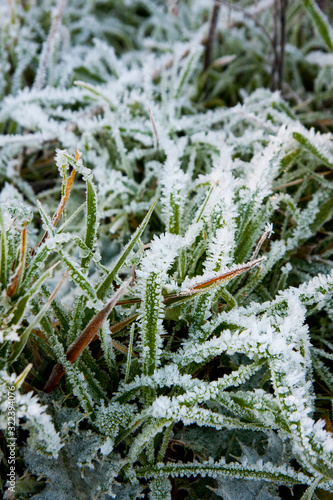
[
  {"xmin": 304, "ymin": 0, "xmax": 333, "ymax": 52},
  {"xmin": 8, "ymin": 268, "xmax": 67, "ymax": 365}
]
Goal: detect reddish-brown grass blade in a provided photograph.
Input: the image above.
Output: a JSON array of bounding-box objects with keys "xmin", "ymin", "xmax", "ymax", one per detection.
[
  {"xmin": 31, "ymin": 167, "xmax": 76, "ymax": 255},
  {"xmin": 43, "ymin": 278, "xmax": 132, "ymax": 393},
  {"xmin": 189, "ymin": 257, "xmax": 266, "ymax": 292},
  {"xmin": 164, "ymin": 257, "xmax": 266, "ymax": 301}
]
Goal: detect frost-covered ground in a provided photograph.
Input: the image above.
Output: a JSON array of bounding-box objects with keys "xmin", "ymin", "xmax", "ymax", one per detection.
[{"xmin": 1, "ymin": 1, "xmax": 333, "ymax": 499}]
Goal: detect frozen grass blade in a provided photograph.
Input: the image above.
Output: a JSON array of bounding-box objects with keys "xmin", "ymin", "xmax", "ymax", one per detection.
[
  {"xmin": 148, "ymin": 107, "xmax": 159, "ymax": 150},
  {"xmin": 125, "ymin": 323, "xmax": 135, "ymax": 383},
  {"xmin": 178, "ymin": 257, "xmax": 266, "ymax": 297},
  {"xmin": 304, "ymin": 0, "xmax": 333, "ymax": 52},
  {"xmin": 293, "ymin": 132, "xmax": 333, "ymax": 170},
  {"xmin": 74, "ymin": 80, "xmax": 116, "ymax": 110},
  {"xmin": 135, "ymin": 460, "xmax": 314, "ymax": 487},
  {"xmin": 33, "ymin": 168, "xmax": 76, "ymax": 253},
  {"xmin": 141, "ymin": 271, "xmax": 163, "ymax": 377},
  {"xmin": 81, "ymin": 178, "xmax": 98, "ymax": 270},
  {"xmin": 8, "ymin": 267, "xmax": 67, "ymax": 364},
  {"xmin": 60, "ymin": 252, "xmax": 97, "ymax": 301},
  {"xmin": 0, "ymin": 207, "xmax": 8, "ymax": 289},
  {"xmin": 7, "ymin": 222, "xmax": 27, "ymax": 298},
  {"xmin": 96, "ymin": 198, "xmax": 157, "ymax": 300}
]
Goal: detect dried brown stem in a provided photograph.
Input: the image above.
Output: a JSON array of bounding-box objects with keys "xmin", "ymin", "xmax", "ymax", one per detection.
[
  {"xmin": 164, "ymin": 257, "xmax": 265, "ymax": 301},
  {"xmin": 278, "ymin": 0, "xmax": 288, "ymax": 91},
  {"xmin": 270, "ymin": 0, "xmax": 288, "ymax": 91},
  {"xmin": 270, "ymin": 0, "xmax": 279, "ymax": 90},
  {"xmin": 186, "ymin": 257, "xmax": 265, "ymax": 292},
  {"xmin": 203, "ymin": 1, "xmax": 221, "ymax": 73},
  {"xmin": 153, "ymin": 1, "xmax": 274, "ymax": 83},
  {"xmin": 273, "ymin": 170, "xmax": 332, "ymax": 190}
]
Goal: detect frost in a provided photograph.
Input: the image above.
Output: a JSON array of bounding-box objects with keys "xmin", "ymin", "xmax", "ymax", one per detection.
[
  {"xmin": 1, "ymin": 0, "xmax": 333, "ymax": 496},
  {"xmin": 152, "ymin": 397, "xmax": 173, "ymax": 419},
  {"xmin": 55, "ymin": 148, "xmax": 69, "ymax": 172},
  {"xmin": 0, "ymin": 183, "xmax": 24, "ymax": 204},
  {"xmin": 0, "ymin": 370, "xmax": 62, "ymax": 458},
  {"xmin": 306, "ymin": 51, "xmax": 333, "ymax": 67}
]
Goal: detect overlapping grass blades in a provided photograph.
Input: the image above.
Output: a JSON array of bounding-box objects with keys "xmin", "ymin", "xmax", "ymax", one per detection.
[{"xmin": 1, "ymin": 1, "xmax": 333, "ymax": 498}]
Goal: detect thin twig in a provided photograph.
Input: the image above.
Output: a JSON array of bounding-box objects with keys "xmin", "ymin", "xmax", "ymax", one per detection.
[
  {"xmin": 203, "ymin": 1, "xmax": 221, "ymax": 72},
  {"xmin": 153, "ymin": 1, "xmax": 274, "ymax": 82},
  {"xmin": 270, "ymin": 0, "xmax": 279, "ymax": 90},
  {"xmin": 251, "ymin": 224, "xmax": 273, "ymax": 260},
  {"xmin": 273, "ymin": 170, "xmax": 332, "ymax": 190},
  {"xmin": 270, "ymin": 0, "xmax": 288, "ymax": 91},
  {"xmin": 278, "ymin": 0, "xmax": 288, "ymax": 91}
]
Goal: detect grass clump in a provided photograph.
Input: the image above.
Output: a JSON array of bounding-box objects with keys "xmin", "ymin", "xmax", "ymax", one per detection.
[{"xmin": 1, "ymin": 1, "xmax": 333, "ymax": 499}]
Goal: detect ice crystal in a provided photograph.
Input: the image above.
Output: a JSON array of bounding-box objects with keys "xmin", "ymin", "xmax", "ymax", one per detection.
[{"xmin": 1, "ymin": 0, "xmax": 333, "ymax": 498}]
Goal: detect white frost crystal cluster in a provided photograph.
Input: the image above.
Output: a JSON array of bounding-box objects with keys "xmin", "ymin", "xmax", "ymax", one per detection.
[{"xmin": 1, "ymin": 0, "xmax": 333, "ymax": 498}]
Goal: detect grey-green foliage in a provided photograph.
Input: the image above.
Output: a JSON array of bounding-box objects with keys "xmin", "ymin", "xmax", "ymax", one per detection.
[{"xmin": 1, "ymin": 0, "xmax": 333, "ymax": 499}]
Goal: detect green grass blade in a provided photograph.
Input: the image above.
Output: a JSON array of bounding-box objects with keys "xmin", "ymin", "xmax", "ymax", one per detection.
[
  {"xmin": 60, "ymin": 251, "xmax": 97, "ymax": 301},
  {"xmin": 36, "ymin": 200, "xmax": 55, "ymax": 236},
  {"xmin": 136, "ymin": 460, "xmax": 313, "ymax": 486},
  {"xmin": 74, "ymin": 80, "xmax": 117, "ymax": 110},
  {"xmin": 0, "ymin": 207, "xmax": 8, "ymax": 290},
  {"xmin": 304, "ymin": 0, "xmax": 333, "ymax": 52},
  {"xmin": 8, "ymin": 267, "xmax": 64, "ymax": 364},
  {"xmin": 9, "ymin": 263, "xmax": 59, "ymax": 327},
  {"xmin": 96, "ymin": 198, "xmax": 157, "ymax": 300},
  {"xmin": 81, "ymin": 178, "xmax": 98, "ymax": 270},
  {"xmin": 293, "ymin": 132, "xmax": 333, "ymax": 169}
]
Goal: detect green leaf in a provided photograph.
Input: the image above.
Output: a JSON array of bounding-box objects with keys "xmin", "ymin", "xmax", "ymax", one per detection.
[
  {"xmin": 57, "ymin": 201, "xmax": 86, "ymax": 233},
  {"xmin": 20, "ymin": 245, "xmax": 49, "ymax": 291},
  {"xmin": 304, "ymin": 0, "xmax": 333, "ymax": 52},
  {"xmin": 8, "ymin": 266, "xmax": 63, "ymax": 364},
  {"xmin": 175, "ymin": 49, "xmax": 201, "ymax": 98},
  {"xmin": 60, "ymin": 251, "xmax": 97, "ymax": 301},
  {"xmin": 300, "ymin": 476, "xmax": 324, "ymax": 500},
  {"xmin": 74, "ymin": 80, "xmax": 117, "ymax": 110},
  {"xmin": 8, "ymin": 267, "xmax": 56, "ymax": 327},
  {"xmin": 125, "ymin": 323, "xmax": 135, "ymax": 383},
  {"xmin": 136, "ymin": 460, "xmax": 314, "ymax": 486},
  {"xmin": 36, "ymin": 200, "xmax": 55, "ymax": 237},
  {"xmin": 309, "ymin": 194, "xmax": 333, "ymax": 233},
  {"xmin": 168, "ymin": 192, "xmax": 181, "ymax": 234},
  {"xmin": 293, "ymin": 132, "xmax": 333, "ymax": 169},
  {"xmin": 81, "ymin": 178, "xmax": 98, "ymax": 270},
  {"xmin": 0, "ymin": 207, "xmax": 8, "ymax": 289},
  {"xmin": 96, "ymin": 198, "xmax": 157, "ymax": 300},
  {"xmin": 235, "ymin": 201, "xmax": 272, "ymax": 264},
  {"xmin": 126, "ymin": 418, "xmax": 171, "ymax": 466},
  {"xmin": 99, "ymin": 321, "xmax": 117, "ymax": 382},
  {"xmin": 141, "ymin": 272, "xmax": 163, "ymax": 377}
]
